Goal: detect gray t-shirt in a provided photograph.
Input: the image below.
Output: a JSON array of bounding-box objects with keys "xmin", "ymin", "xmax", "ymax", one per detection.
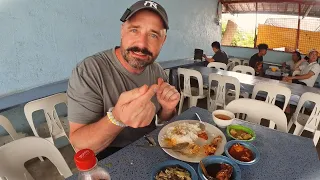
[{"xmin": 67, "ymin": 47, "xmax": 167, "ymax": 147}]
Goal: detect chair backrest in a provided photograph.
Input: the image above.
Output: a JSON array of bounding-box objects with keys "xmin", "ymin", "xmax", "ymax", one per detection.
[
  {"xmin": 242, "ymin": 60, "xmax": 249, "ymax": 66},
  {"xmin": 228, "ymin": 58, "xmax": 242, "ymax": 66},
  {"xmin": 292, "ymin": 70, "xmax": 300, "ymax": 77},
  {"xmin": 24, "ymin": 93, "xmax": 67, "ymax": 139},
  {"xmin": 232, "ymin": 65, "xmax": 255, "ymax": 75},
  {"xmin": 252, "ymin": 83, "xmax": 292, "ymax": 111},
  {"xmin": 0, "ymin": 115, "xmax": 20, "ymax": 140},
  {"xmin": 177, "ymin": 68, "xmax": 204, "ymax": 96},
  {"xmin": 207, "ymin": 62, "xmax": 227, "ymax": 70},
  {"xmin": 208, "ymin": 74, "xmax": 240, "ymax": 111},
  {"xmin": 226, "ymin": 99, "xmax": 287, "ymax": 132},
  {"xmin": 292, "ymin": 92, "xmax": 320, "ymax": 132},
  {"xmin": 227, "ymin": 61, "xmax": 235, "ymax": 71},
  {"xmin": 0, "ymin": 137, "xmax": 72, "ymax": 180}
]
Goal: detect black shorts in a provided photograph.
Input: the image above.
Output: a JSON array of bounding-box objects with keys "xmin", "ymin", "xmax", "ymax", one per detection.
[{"xmin": 292, "ymin": 79, "xmax": 306, "ymax": 86}]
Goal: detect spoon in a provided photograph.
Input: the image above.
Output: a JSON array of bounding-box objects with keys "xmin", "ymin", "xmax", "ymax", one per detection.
[
  {"xmin": 200, "ymin": 160, "xmax": 216, "ymax": 180},
  {"xmin": 195, "ymin": 113, "xmax": 206, "ymax": 130},
  {"xmin": 161, "ymin": 142, "xmax": 189, "ymax": 151}
]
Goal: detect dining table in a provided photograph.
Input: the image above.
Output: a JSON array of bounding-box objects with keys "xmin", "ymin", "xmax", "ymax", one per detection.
[
  {"xmin": 188, "ymin": 66, "xmax": 320, "ymax": 105},
  {"xmin": 67, "ymin": 107, "xmax": 320, "ymax": 180}
]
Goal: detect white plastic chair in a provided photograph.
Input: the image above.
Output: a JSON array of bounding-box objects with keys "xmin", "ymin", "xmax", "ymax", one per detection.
[
  {"xmin": 287, "ymin": 92, "xmax": 320, "ymax": 146},
  {"xmin": 0, "ymin": 136, "xmax": 72, "ymax": 180},
  {"xmin": 232, "ymin": 65, "xmax": 255, "ymax": 75},
  {"xmin": 226, "ymin": 99, "xmax": 287, "ymax": 132},
  {"xmin": 24, "ymin": 93, "xmax": 74, "ymax": 161},
  {"xmin": 242, "ymin": 60, "xmax": 249, "ymax": 66},
  {"xmin": 228, "ymin": 58, "xmax": 242, "ymax": 66},
  {"xmin": 0, "ymin": 115, "xmax": 25, "ymax": 145},
  {"xmin": 251, "ymin": 82, "xmax": 291, "ymax": 129},
  {"xmin": 177, "ymin": 68, "xmax": 208, "ymax": 114},
  {"xmin": 207, "ymin": 62, "xmax": 227, "ymax": 70},
  {"xmin": 207, "ymin": 74, "xmax": 240, "ymax": 111},
  {"xmin": 292, "ymin": 70, "xmax": 300, "ymax": 77}
]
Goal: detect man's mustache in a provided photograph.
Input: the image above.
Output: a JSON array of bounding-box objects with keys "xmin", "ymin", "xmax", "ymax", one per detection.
[{"xmin": 127, "ymin": 46, "xmax": 153, "ymax": 57}]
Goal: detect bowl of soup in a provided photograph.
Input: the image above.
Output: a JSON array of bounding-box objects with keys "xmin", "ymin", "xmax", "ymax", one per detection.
[
  {"xmin": 224, "ymin": 140, "xmax": 260, "ymax": 166},
  {"xmin": 198, "ymin": 155, "xmax": 241, "ymax": 180},
  {"xmin": 212, "ymin": 110, "xmax": 235, "ymax": 128}
]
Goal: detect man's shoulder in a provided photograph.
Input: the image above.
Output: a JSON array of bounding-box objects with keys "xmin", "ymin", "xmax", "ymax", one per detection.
[{"xmin": 75, "ymin": 49, "xmax": 114, "ymax": 73}]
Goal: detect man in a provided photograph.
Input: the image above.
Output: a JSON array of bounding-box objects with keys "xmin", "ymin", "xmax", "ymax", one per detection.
[
  {"xmin": 283, "ymin": 50, "xmax": 320, "ymax": 86},
  {"xmin": 249, "ymin": 43, "xmax": 268, "ymax": 76},
  {"xmin": 67, "ymin": 1, "xmax": 180, "ymax": 160},
  {"xmin": 203, "ymin": 41, "xmax": 228, "ymax": 65},
  {"xmin": 282, "ymin": 51, "xmax": 308, "ymax": 72}
]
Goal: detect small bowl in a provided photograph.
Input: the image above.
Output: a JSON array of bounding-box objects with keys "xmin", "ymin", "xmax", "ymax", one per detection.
[
  {"xmin": 227, "ymin": 125, "xmax": 256, "ymax": 141},
  {"xmin": 198, "ymin": 155, "xmax": 241, "ymax": 180},
  {"xmin": 212, "ymin": 110, "xmax": 235, "ymax": 128},
  {"xmin": 151, "ymin": 160, "xmax": 198, "ymax": 180},
  {"xmin": 224, "ymin": 140, "xmax": 260, "ymax": 166},
  {"xmin": 271, "ymin": 67, "xmax": 277, "ymax": 72}
]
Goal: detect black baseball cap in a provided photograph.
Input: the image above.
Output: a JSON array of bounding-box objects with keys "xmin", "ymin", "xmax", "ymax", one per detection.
[{"xmin": 120, "ymin": 0, "xmax": 169, "ymax": 30}]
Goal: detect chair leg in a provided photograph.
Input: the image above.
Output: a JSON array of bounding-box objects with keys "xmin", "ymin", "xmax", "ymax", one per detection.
[
  {"xmin": 178, "ymin": 95, "xmax": 185, "ymax": 115},
  {"xmin": 313, "ymin": 131, "xmax": 320, "ymax": 146},
  {"xmin": 293, "ymin": 123, "xmax": 304, "ymax": 136},
  {"xmin": 287, "ymin": 120, "xmax": 294, "ymax": 132},
  {"xmin": 269, "ymin": 121, "xmax": 276, "ymax": 130},
  {"xmin": 188, "ymin": 97, "xmax": 198, "ymax": 108}
]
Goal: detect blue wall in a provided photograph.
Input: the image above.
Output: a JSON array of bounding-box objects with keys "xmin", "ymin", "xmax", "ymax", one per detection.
[{"xmin": 0, "ymin": 0, "xmax": 221, "ymax": 147}]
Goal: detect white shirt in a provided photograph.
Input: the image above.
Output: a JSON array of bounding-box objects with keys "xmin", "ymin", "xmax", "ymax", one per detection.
[
  {"xmin": 299, "ymin": 62, "xmax": 320, "ymax": 87},
  {"xmin": 286, "ymin": 60, "xmax": 308, "ymax": 71}
]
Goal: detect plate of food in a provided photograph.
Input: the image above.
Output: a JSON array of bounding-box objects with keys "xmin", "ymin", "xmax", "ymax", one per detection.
[{"xmin": 158, "ymin": 120, "xmax": 227, "ymax": 163}]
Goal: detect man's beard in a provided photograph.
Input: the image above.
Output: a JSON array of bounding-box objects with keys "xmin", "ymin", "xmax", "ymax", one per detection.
[{"xmin": 121, "ymin": 45, "xmax": 157, "ymax": 69}]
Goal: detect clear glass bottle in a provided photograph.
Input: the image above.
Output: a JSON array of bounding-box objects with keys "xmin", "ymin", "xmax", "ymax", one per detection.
[{"xmin": 74, "ymin": 149, "xmax": 111, "ymax": 180}]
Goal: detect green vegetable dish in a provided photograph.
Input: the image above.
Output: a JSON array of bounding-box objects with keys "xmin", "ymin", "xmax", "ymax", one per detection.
[{"xmin": 155, "ymin": 166, "xmax": 191, "ymax": 180}]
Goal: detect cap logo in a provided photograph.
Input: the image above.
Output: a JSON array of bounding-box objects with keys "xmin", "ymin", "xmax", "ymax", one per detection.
[{"xmin": 144, "ymin": 1, "xmax": 158, "ymax": 9}]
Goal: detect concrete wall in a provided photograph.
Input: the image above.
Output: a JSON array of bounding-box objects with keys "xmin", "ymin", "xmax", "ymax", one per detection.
[{"xmin": 0, "ymin": 0, "xmax": 221, "ymax": 147}]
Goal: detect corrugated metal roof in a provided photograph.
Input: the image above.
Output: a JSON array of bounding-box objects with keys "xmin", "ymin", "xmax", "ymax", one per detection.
[{"xmin": 221, "ymin": 0, "xmax": 320, "ymax": 18}]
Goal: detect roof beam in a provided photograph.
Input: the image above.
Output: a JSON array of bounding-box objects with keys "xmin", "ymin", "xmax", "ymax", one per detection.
[{"xmin": 221, "ymin": 0, "xmax": 320, "ymax": 6}]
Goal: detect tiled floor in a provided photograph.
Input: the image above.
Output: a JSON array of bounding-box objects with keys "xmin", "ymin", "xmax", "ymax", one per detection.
[{"xmin": 26, "ymin": 98, "xmax": 320, "ymax": 179}]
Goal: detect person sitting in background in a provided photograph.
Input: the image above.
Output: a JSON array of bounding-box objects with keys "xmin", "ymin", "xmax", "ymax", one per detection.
[
  {"xmin": 203, "ymin": 41, "xmax": 228, "ymax": 65},
  {"xmin": 282, "ymin": 51, "xmax": 307, "ymax": 71},
  {"xmin": 283, "ymin": 50, "xmax": 320, "ymax": 86},
  {"xmin": 249, "ymin": 43, "xmax": 268, "ymax": 76}
]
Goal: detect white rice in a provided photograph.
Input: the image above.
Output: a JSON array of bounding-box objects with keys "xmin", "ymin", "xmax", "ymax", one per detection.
[{"xmin": 164, "ymin": 122, "xmax": 202, "ymax": 144}]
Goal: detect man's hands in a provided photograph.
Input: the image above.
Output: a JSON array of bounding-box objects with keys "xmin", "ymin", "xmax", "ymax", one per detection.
[
  {"xmin": 112, "ymin": 84, "xmax": 158, "ymax": 128},
  {"xmin": 112, "ymin": 79, "xmax": 180, "ymax": 128},
  {"xmin": 156, "ymin": 78, "xmax": 180, "ymax": 112}
]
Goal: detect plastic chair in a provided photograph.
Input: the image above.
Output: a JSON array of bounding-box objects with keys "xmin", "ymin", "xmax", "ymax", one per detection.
[
  {"xmin": 207, "ymin": 62, "xmax": 227, "ymax": 70},
  {"xmin": 242, "ymin": 60, "xmax": 249, "ymax": 66},
  {"xmin": 232, "ymin": 65, "xmax": 255, "ymax": 75},
  {"xmin": 0, "ymin": 136, "xmax": 72, "ymax": 180},
  {"xmin": 24, "ymin": 93, "xmax": 74, "ymax": 161},
  {"xmin": 0, "ymin": 115, "xmax": 25, "ymax": 144},
  {"xmin": 287, "ymin": 92, "xmax": 320, "ymax": 146},
  {"xmin": 207, "ymin": 74, "xmax": 240, "ymax": 111},
  {"xmin": 177, "ymin": 68, "xmax": 208, "ymax": 114},
  {"xmin": 251, "ymin": 82, "xmax": 291, "ymax": 129},
  {"xmin": 226, "ymin": 99, "xmax": 287, "ymax": 132},
  {"xmin": 292, "ymin": 70, "xmax": 300, "ymax": 77},
  {"xmin": 228, "ymin": 58, "xmax": 242, "ymax": 66}
]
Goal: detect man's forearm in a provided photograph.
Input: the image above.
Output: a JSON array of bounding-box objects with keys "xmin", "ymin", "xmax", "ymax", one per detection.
[
  {"xmin": 158, "ymin": 108, "xmax": 176, "ymax": 121},
  {"xmin": 292, "ymin": 73, "xmax": 313, "ymax": 80},
  {"xmin": 70, "ymin": 116, "xmax": 123, "ymax": 153}
]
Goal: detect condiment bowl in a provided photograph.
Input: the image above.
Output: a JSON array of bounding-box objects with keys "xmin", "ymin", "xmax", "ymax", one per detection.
[{"xmin": 224, "ymin": 140, "xmax": 260, "ymax": 166}]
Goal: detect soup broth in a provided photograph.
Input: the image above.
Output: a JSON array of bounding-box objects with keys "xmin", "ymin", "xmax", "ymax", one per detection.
[{"xmin": 215, "ymin": 114, "xmax": 231, "ymax": 120}]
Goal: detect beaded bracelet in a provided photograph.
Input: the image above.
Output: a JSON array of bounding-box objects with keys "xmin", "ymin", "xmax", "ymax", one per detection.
[{"xmin": 107, "ymin": 107, "xmax": 127, "ymax": 127}]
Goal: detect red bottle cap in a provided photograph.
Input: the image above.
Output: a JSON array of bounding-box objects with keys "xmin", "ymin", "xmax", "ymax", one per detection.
[{"xmin": 74, "ymin": 149, "xmax": 97, "ymax": 171}]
